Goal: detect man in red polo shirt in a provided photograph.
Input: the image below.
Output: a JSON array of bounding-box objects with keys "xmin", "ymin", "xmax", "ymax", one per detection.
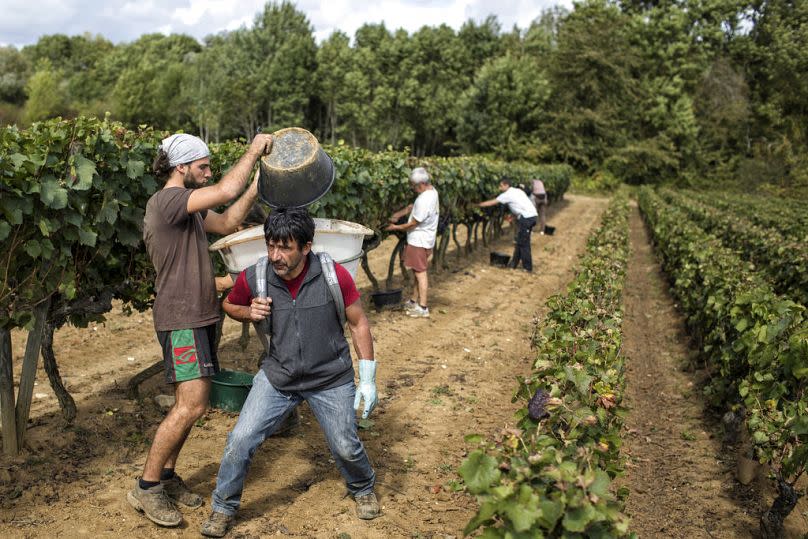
[{"xmin": 201, "ymin": 208, "xmax": 379, "ymax": 537}]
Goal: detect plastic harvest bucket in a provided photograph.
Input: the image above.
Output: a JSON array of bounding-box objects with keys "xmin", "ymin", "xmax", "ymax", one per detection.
[
  {"xmin": 257, "ymin": 127, "xmax": 335, "ymax": 209},
  {"xmin": 210, "ymin": 370, "xmax": 253, "ymax": 412},
  {"xmin": 370, "ymin": 288, "xmax": 402, "ymax": 310},
  {"xmin": 490, "ymin": 251, "xmax": 510, "ymax": 267}
]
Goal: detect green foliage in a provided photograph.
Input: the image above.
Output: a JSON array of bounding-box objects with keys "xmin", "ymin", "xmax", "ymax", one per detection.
[
  {"xmin": 638, "ymin": 187, "xmax": 807, "ymax": 485},
  {"xmin": 0, "ymin": 116, "xmax": 571, "ymax": 331},
  {"xmin": 108, "ymin": 34, "xmax": 202, "ymax": 129},
  {"xmin": 660, "ymin": 189, "xmax": 808, "ymax": 305},
  {"xmin": 0, "ymin": 116, "xmax": 158, "ymax": 330},
  {"xmin": 458, "ymin": 194, "xmax": 634, "ymax": 537},
  {"xmin": 545, "ymin": 0, "xmax": 640, "ymax": 172},
  {"xmin": 685, "ymin": 189, "xmax": 808, "ymax": 241},
  {"xmin": 210, "ymin": 139, "xmax": 572, "ymax": 241},
  {"xmin": 6, "ymin": 0, "xmax": 807, "ymax": 193},
  {"xmin": 0, "ymin": 46, "xmax": 31, "ymax": 105},
  {"xmin": 456, "ymin": 53, "xmax": 550, "ymax": 160},
  {"xmin": 573, "ymin": 171, "xmax": 623, "ymax": 194},
  {"xmin": 22, "ymin": 60, "xmax": 69, "ymax": 124}
]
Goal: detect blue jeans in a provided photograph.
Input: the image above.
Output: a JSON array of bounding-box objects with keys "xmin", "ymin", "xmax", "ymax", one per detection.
[{"xmin": 211, "ymin": 369, "xmax": 376, "ymax": 516}]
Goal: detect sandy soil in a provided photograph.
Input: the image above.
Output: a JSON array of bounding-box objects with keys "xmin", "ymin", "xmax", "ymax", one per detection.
[
  {"xmin": 0, "ymin": 195, "xmax": 607, "ymax": 538},
  {"xmin": 3, "ymin": 195, "xmax": 804, "ymax": 539}
]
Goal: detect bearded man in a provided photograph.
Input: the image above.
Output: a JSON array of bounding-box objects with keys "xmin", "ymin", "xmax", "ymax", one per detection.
[{"xmin": 129, "ymin": 133, "xmax": 272, "ymax": 527}]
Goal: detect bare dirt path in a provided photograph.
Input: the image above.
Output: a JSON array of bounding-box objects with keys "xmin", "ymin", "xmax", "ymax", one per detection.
[
  {"xmin": 0, "ymin": 195, "xmax": 610, "ymax": 539},
  {"xmin": 618, "ymin": 205, "xmax": 808, "ymax": 538}
]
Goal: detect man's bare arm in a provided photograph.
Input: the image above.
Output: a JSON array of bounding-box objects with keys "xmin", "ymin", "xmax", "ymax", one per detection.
[
  {"xmin": 187, "ymin": 135, "xmax": 272, "ymax": 215},
  {"xmin": 346, "ymin": 301, "xmax": 374, "ymax": 360}
]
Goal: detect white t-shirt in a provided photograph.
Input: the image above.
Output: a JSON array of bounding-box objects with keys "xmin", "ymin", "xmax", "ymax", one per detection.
[
  {"xmin": 496, "ymin": 187, "xmax": 538, "ymax": 219},
  {"xmin": 407, "ymin": 187, "xmax": 439, "ymax": 248}
]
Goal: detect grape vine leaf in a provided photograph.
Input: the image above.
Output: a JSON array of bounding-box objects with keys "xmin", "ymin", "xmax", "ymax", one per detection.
[
  {"xmin": 126, "ymin": 159, "xmax": 145, "ymax": 180},
  {"xmin": 40, "ymin": 178, "xmax": 68, "ymax": 209},
  {"xmin": 72, "ymin": 154, "xmax": 97, "ymax": 190},
  {"xmin": 562, "ymin": 504, "xmax": 596, "ymax": 532},
  {"xmin": 459, "ymin": 450, "xmax": 500, "ymax": 494}
]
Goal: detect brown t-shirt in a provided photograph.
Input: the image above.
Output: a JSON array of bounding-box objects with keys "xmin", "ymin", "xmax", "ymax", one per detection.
[{"xmin": 143, "ymin": 187, "xmax": 220, "ymax": 331}]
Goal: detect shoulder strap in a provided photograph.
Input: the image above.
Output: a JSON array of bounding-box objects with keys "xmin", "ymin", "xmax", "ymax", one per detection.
[
  {"xmin": 255, "ymin": 256, "xmax": 269, "ymax": 298},
  {"xmin": 318, "ymin": 252, "xmax": 346, "ymax": 326},
  {"xmin": 253, "ymin": 256, "xmax": 272, "ymax": 338}
]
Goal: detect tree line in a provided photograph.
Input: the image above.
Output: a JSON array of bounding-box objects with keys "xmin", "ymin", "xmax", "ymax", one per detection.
[{"xmin": 0, "ymin": 0, "xmax": 806, "ymax": 193}]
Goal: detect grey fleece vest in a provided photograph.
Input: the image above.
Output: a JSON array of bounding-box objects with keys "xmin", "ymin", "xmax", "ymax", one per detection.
[{"xmin": 244, "ymin": 252, "xmax": 354, "ymax": 392}]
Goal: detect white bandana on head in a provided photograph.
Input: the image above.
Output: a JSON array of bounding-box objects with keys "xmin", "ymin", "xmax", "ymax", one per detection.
[{"xmin": 160, "ymin": 134, "xmax": 210, "ymax": 167}]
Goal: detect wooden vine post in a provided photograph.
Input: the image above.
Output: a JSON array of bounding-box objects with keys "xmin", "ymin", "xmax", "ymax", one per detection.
[
  {"xmin": 0, "ymin": 297, "xmax": 50, "ymax": 455},
  {"xmin": 0, "ymin": 326, "xmax": 16, "ymax": 456},
  {"xmin": 15, "ymin": 298, "xmax": 51, "ymax": 451}
]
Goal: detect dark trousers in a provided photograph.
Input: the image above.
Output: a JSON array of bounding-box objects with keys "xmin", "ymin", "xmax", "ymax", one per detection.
[{"xmin": 510, "ymin": 216, "xmax": 537, "ymax": 271}]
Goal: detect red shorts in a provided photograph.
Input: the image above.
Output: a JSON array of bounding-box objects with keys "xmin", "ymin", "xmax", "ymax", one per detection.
[{"xmin": 404, "ymin": 245, "xmax": 432, "ymax": 272}]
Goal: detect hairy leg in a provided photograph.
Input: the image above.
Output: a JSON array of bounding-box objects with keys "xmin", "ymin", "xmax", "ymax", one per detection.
[{"xmin": 142, "ymin": 378, "xmax": 211, "ymax": 481}]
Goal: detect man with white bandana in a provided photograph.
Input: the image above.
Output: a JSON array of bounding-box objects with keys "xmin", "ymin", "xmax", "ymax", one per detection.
[{"xmin": 128, "ymin": 133, "xmax": 272, "ymax": 528}]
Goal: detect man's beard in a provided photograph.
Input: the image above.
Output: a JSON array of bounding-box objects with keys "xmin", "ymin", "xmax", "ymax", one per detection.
[
  {"xmin": 273, "ymin": 254, "xmax": 303, "ymax": 277},
  {"xmin": 183, "ymin": 170, "xmax": 199, "ymax": 189}
]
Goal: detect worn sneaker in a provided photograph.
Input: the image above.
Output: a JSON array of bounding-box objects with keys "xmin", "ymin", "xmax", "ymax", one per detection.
[
  {"xmin": 127, "ymin": 482, "xmax": 182, "ymax": 527},
  {"xmin": 403, "ymin": 299, "xmax": 417, "ymax": 312},
  {"xmin": 355, "ymin": 492, "xmax": 381, "ymax": 520},
  {"xmin": 407, "ymin": 305, "xmax": 430, "ymax": 318},
  {"xmin": 200, "ymin": 510, "xmax": 234, "ymax": 538},
  {"xmin": 162, "ymin": 474, "xmax": 203, "ymax": 508}
]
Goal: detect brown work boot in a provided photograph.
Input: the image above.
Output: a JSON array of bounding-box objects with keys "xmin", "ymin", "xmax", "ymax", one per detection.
[
  {"xmin": 163, "ymin": 474, "xmax": 203, "ymax": 508},
  {"xmin": 355, "ymin": 492, "xmax": 381, "ymax": 520},
  {"xmin": 127, "ymin": 482, "xmax": 182, "ymax": 527},
  {"xmin": 200, "ymin": 510, "xmax": 234, "ymax": 537}
]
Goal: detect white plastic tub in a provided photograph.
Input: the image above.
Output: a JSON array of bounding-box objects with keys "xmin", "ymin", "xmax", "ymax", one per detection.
[
  {"xmin": 338, "ymin": 250, "xmax": 364, "ymax": 280},
  {"xmin": 209, "ymin": 218, "xmax": 372, "ymax": 280},
  {"xmin": 310, "ymin": 218, "xmax": 372, "ymax": 261}
]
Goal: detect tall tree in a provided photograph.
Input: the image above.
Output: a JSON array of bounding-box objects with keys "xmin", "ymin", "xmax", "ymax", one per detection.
[
  {"xmin": 314, "ymin": 31, "xmax": 355, "ymax": 144},
  {"xmin": 457, "ymin": 16, "xmax": 503, "ymax": 77},
  {"xmin": 398, "ymin": 24, "xmax": 471, "ymax": 155},
  {"xmin": 244, "ymin": 1, "xmax": 317, "ymax": 134},
  {"xmin": 742, "ymin": 0, "xmax": 808, "ymax": 189},
  {"xmin": 107, "ymin": 33, "xmax": 201, "ymax": 130},
  {"xmin": 0, "ymin": 46, "xmax": 30, "ymax": 105},
  {"xmin": 456, "ymin": 53, "xmax": 551, "ymax": 160},
  {"xmin": 22, "ymin": 60, "xmax": 69, "ymax": 124},
  {"xmin": 545, "ymin": 0, "xmax": 641, "ymax": 172}
]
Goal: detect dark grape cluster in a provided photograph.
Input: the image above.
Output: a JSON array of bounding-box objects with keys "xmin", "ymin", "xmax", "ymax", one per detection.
[{"xmin": 528, "ymin": 388, "xmax": 551, "ymax": 421}]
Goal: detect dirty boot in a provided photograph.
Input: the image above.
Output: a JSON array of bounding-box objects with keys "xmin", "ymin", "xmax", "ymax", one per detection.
[
  {"xmin": 163, "ymin": 474, "xmax": 203, "ymax": 508},
  {"xmin": 127, "ymin": 482, "xmax": 182, "ymax": 527},
  {"xmin": 201, "ymin": 510, "xmax": 234, "ymax": 537},
  {"xmin": 355, "ymin": 492, "xmax": 381, "ymax": 520}
]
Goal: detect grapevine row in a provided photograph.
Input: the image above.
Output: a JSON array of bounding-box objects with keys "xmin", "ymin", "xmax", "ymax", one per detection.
[
  {"xmin": 688, "ymin": 190, "xmax": 808, "ymax": 243},
  {"xmin": 638, "ymin": 187, "xmax": 807, "ymax": 533},
  {"xmin": 659, "ymin": 189, "xmax": 808, "ymax": 306},
  {"xmin": 458, "ymin": 193, "xmax": 632, "ymax": 537},
  {"xmin": 0, "ymin": 116, "xmax": 569, "ymax": 445}
]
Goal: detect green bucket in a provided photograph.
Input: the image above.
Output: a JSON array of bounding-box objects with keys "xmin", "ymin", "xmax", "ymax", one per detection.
[{"xmin": 210, "ymin": 370, "xmax": 253, "ymax": 412}]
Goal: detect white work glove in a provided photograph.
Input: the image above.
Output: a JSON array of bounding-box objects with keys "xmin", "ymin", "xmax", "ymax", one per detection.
[{"xmin": 353, "ymin": 359, "xmax": 377, "ymax": 419}]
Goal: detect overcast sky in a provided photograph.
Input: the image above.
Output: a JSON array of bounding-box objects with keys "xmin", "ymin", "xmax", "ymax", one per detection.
[{"xmin": 0, "ymin": 0, "xmax": 573, "ymax": 48}]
